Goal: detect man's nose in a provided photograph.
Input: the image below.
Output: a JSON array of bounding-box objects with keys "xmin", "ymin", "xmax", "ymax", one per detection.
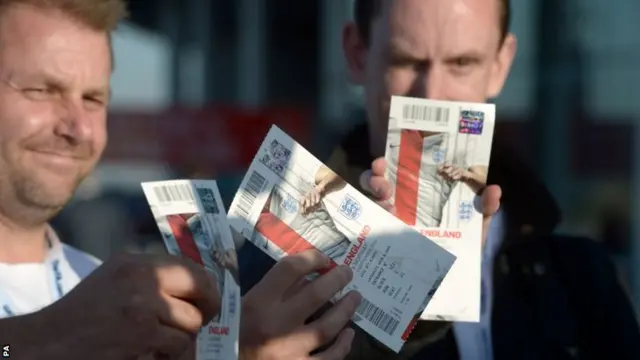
[
  {"xmin": 412, "ymin": 65, "xmax": 447, "ymax": 100},
  {"xmin": 54, "ymin": 101, "xmax": 93, "ymax": 145}
]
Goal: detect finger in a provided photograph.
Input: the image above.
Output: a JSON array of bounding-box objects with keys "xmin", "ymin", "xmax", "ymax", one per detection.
[
  {"xmin": 249, "ymin": 249, "xmax": 331, "ymax": 302},
  {"xmin": 155, "ymin": 258, "xmax": 221, "ymax": 323},
  {"xmin": 310, "ymin": 328, "xmax": 356, "ymax": 360},
  {"xmin": 288, "ymin": 265, "xmax": 354, "ymax": 323},
  {"xmin": 296, "ymin": 291, "xmax": 362, "ymax": 352},
  {"xmin": 481, "ymin": 185, "xmax": 501, "ymax": 217},
  {"xmin": 369, "ymin": 176, "xmax": 393, "ymax": 201},
  {"xmin": 157, "ymin": 295, "xmax": 205, "ymax": 334},
  {"xmin": 148, "ymin": 325, "xmax": 195, "ymax": 360},
  {"xmin": 371, "ymin": 158, "xmax": 387, "ymax": 176},
  {"xmin": 283, "ymin": 276, "xmax": 312, "ymax": 300}
]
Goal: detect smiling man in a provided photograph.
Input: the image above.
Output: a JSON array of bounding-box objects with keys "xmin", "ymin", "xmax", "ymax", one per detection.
[
  {"xmin": 0, "ymin": 2, "xmax": 363, "ymax": 359},
  {"xmin": 0, "ymin": 0, "xmax": 114, "ymax": 312}
]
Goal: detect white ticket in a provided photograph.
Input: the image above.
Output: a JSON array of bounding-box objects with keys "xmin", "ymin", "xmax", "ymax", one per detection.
[
  {"xmin": 385, "ymin": 96, "xmax": 496, "ymax": 322},
  {"xmin": 141, "ymin": 180, "xmax": 240, "ymax": 360},
  {"xmin": 227, "ymin": 125, "xmax": 456, "ymax": 352}
]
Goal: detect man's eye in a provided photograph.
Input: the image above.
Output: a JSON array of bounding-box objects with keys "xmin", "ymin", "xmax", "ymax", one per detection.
[
  {"xmin": 85, "ymin": 98, "xmax": 102, "ymax": 104},
  {"xmin": 452, "ymin": 57, "xmax": 476, "ymax": 67},
  {"xmin": 23, "ymin": 88, "xmax": 50, "ymax": 99},
  {"xmin": 83, "ymin": 97, "xmax": 106, "ymax": 109}
]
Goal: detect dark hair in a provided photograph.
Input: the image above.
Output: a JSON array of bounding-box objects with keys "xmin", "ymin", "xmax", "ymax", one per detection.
[
  {"xmin": 0, "ymin": 0, "xmax": 128, "ymax": 31},
  {"xmin": 354, "ymin": 0, "xmax": 511, "ymax": 46}
]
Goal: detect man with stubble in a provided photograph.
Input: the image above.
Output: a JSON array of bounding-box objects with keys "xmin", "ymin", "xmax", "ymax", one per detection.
[{"xmin": 0, "ymin": 1, "xmax": 363, "ymax": 359}]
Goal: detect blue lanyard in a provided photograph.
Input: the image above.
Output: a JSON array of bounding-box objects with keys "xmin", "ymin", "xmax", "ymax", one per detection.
[{"xmin": 0, "ymin": 235, "xmax": 68, "ymax": 318}]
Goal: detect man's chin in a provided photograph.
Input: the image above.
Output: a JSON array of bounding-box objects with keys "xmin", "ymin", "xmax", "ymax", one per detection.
[
  {"xmin": 19, "ymin": 191, "xmax": 73, "ymax": 213},
  {"xmin": 15, "ymin": 177, "xmax": 81, "ymax": 212}
]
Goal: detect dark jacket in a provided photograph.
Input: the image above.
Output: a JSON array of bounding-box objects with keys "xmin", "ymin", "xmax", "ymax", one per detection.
[{"xmin": 238, "ymin": 121, "xmax": 640, "ymax": 360}]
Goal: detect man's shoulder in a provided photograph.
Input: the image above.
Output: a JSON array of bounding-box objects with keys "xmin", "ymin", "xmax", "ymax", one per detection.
[{"xmin": 61, "ymin": 243, "xmax": 102, "ymax": 279}]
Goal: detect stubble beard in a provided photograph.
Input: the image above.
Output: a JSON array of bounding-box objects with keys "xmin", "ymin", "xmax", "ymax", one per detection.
[{"xmin": 4, "ymin": 168, "xmax": 85, "ymax": 227}]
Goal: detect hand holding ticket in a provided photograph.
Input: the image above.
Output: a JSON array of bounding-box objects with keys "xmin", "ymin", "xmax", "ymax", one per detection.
[
  {"xmin": 37, "ymin": 253, "xmax": 220, "ymax": 359},
  {"xmin": 240, "ymin": 249, "xmax": 361, "ymax": 360},
  {"xmin": 141, "ymin": 180, "xmax": 241, "ymax": 360},
  {"xmin": 228, "ymin": 125, "xmax": 456, "ymax": 352}
]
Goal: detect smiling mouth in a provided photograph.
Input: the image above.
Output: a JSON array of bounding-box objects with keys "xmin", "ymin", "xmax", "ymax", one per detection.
[{"xmin": 31, "ymin": 150, "xmax": 83, "ymax": 160}]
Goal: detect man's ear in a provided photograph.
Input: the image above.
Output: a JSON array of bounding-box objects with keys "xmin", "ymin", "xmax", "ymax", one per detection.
[
  {"xmin": 487, "ymin": 33, "xmax": 517, "ymax": 98},
  {"xmin": 342, "ymin": 22, "xmax": 367, "ymax": 85}
]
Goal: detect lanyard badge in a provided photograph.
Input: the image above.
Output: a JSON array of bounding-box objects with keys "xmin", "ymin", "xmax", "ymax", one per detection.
[{"xmin": 0, "ymin": 232, "xmax": 73, "ymax": 318}]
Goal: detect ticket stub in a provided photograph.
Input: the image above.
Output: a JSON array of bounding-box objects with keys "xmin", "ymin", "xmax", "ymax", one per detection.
[
  {"xmin": 384, "ymin": 96, "xmax": 495, "ymax": 322},
  {"xmin": 227, "ymin": 125, "xmax": 456, "ymax": 352},
  {"xmin": 141, "ymin": 180, "xmax": 240, "ymax": 360}
]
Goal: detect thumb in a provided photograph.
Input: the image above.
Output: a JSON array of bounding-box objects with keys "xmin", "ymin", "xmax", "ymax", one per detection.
[{"xmin": 481, "ymin": 185, "xmax": 501, "ymax": 217}]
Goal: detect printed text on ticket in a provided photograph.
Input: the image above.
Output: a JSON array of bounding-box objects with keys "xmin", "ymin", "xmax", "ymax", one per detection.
[
  {"xmin": 385, "ymin": 96, "xmax": 496, "ymax": 322},
  {"xmin": 227, "ymin": 125, "xmax": 456, "ymax": 352},
  {"xmin": 142, "ymin": 180, "xmax": 241, "ymax": 360}
]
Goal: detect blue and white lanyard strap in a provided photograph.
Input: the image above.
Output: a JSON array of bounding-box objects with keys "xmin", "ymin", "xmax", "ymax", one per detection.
[{"xmin": 0, "ymin": 235, "xmax": 68, "ymax": 318}]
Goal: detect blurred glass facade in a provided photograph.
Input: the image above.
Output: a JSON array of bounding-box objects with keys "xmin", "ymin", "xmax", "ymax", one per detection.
[{"xmin": 51, "ymin": 0, "xmax": 640, "ymax": 310}]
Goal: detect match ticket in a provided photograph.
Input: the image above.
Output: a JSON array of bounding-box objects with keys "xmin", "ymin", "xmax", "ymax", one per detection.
[
  {"xmin": 227, "ymin": 125, "xmax": 456, "ymax": 352},
  {"xmin": 384, "ymin": 96, "xmax": 495, "ymax": 322},
  {"xmin": 141, "ymin": 180, "xmax": 240, "ymax": 360}
]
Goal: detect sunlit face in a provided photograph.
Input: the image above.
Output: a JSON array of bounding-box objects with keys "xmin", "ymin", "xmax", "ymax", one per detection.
[
  {"xmin": 0, "ymin": 4, "xmax": 111, "ymax": 224},
  {"xmin": 343, "ymin": 0, "xmax": 516, "ymax": 156}
]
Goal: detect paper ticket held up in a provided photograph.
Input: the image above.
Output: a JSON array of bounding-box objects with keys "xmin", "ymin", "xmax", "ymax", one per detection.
[
  {"xmin": 141, "ymin": 180, "xmax": 241, "ymax": 360},
  {"xmin": 227, "ymin": 125, "xmax": 456, "ymax": 353},
  {"xmin": 384, "ymin": 96, "xmax": 496, "ymax": 322}
]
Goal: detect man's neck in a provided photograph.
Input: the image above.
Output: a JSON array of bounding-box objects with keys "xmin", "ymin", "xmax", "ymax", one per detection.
[{"xmin": 0, "ymin": 214, "xmax": 48, "ymax": 263}]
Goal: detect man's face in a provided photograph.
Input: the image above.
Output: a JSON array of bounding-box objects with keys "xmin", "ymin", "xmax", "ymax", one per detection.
[
  {"xmin": 344, "ymin": 0, "xmax": 516, "ymax": 155},
  {"xmin": 0, "ymin": 5, "xmax": 111, "ymax": 222}
]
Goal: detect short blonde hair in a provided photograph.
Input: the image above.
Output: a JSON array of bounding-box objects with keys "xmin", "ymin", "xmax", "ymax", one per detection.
[{"xmin": 0, "ymin": 0, "xmax": 128, "ymax": 31}]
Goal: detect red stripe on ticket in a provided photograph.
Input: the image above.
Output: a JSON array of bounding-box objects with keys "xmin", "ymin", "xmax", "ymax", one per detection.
[
  {"xmin": 256, "ymin": 209, "xmax": 337, "ymax": 275},
  {"xmin": 166, "ymin": 214, "xmax": 205, "ymax": 266},
  {"xmin": 395, "ymin": 130, "xmax": 422, "ymax": 226}
]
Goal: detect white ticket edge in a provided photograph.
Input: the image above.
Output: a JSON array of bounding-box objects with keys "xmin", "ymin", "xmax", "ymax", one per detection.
[
  {"xmin": 385, "ymin": 96, "xmax": 496, "ymax": 322},
  {"xmin": 141, "ymin": 180, "xmax": 240, "ymax": 360},
  {"xmin": 227, "ymin": 125, "xmax": 457, "ymax": 352}
]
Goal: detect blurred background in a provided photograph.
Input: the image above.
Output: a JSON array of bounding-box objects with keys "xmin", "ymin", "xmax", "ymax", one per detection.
[{"xmin": 50, "ymin": 0, "xmax": 640, "ymax": 310}]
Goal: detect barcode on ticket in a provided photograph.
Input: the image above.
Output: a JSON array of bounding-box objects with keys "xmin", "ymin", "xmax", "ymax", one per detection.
[
  {"xmin": 402, "ymin": 104, "xmax": 450, "ymax": 124},
  {"xmin": 154, "ymin": 183, "xmax": 195, "ymax": 203},
  {"xmin": 356, "ymin": 298, "xmax": 400, "ymax": 336},
  {"xmin": 233, "ymin": 171, "xmax": 267, "ymax": 219}
]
